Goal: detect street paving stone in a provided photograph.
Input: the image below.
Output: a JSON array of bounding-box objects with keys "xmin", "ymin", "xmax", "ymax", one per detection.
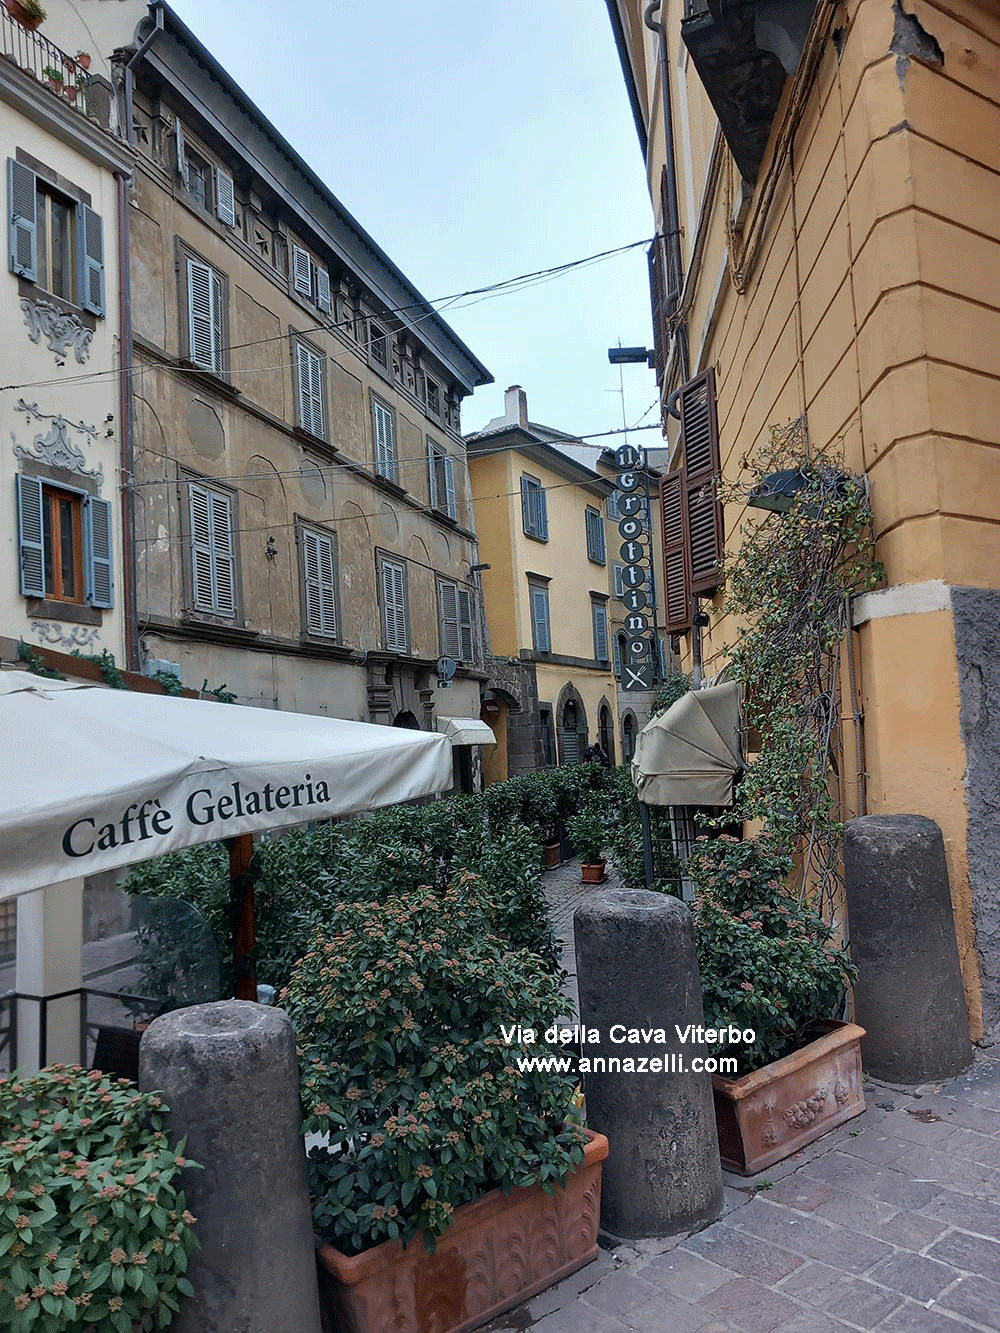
[{"xmin": 485, "ymin": 862, "xmax": 1000, "ymax": 1330}]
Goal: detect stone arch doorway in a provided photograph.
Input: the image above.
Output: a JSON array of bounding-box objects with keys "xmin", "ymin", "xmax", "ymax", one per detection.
[
  {"xmin": 555, "ymin": 683, "xmax": 588, "ymax": 765},
  {"xmin": 392, "ymin": 710, "xmax": 420, "ymax": 730},
  {"xmin": 599, "ymin": 701, "xmax": 615, "ymax": 766},
  {"xmin": 622, "ymin": 711, "xmax": 638, "ymax": 763}
]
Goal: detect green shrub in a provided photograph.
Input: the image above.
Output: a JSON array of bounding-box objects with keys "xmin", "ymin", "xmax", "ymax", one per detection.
[
  {"xmin": 689, "ymin": 835, "xmax": 857, "ymax": 1070},
  {"xmin": 284, "ymin": 879, "xmax": 585, "ymax": 1256},
  {"xmin": 0, "ymin": 1065, "xmax": 199, "ymax": 1333}
]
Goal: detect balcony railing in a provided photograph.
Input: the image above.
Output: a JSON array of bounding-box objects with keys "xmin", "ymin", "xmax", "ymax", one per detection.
[{"xmin": 0, "ymin": 5, "xmax": 108, "ymax": 129}]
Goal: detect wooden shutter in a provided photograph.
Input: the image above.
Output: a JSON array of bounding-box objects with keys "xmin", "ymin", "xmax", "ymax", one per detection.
[
  {"xmin": 77, "ymin": 204, "xmax": 105, "ymax": 315},
  {"xmin": 16, "ymin": 474, "xmax": 45, "ymax": 597},
  {"xmin": 586, "ymin": 508, "xmax": 605, "ymax": 563},
  {"xmin": 679, "ymin": 368, "xmax": 724, "ymax": 594},
  {"xmin": 530, "ymin": 585, "xmax": 550, "ymax": 652},
  {"xmin": 612, "ymin": 632, "xmax": 623, "ymax": 678},
  {"xmin": 382, "ymin": 559, "xmax": 407, "ymax": 651},
  {"xmin": 438, "ymin": 580, "xmax": 460, "ymax": 658},
  {"xmin": 84, "ymin": 495, "xmax": 114, "ymax": 608},
  {"xmin": 174, "ymin": 118, "xmax": 188, "ymax": 187},
  {"xmin": 660, "ymin": 166, "xmax": 682, "ymax": 301},
  {"xmin": 8, "ymin": 159, "xmax": 37, "ymax": 282},
  {"xmin": 292, "ymin": 244, "xmax": 312, "ymax": 297},
  {"xmin": 188, "ymin": 258, "xmax": 217, "ymax": 372},
  {"xmin": 660, "ymin": 468, "xmax": 692, "ymax": 632},
  {"xmin": 537, "ymin": 483, "xmax": 548, "ymax": 540},
  {"xmin": 647, "ymin": 241, "xmax": 665, "ymax": 388},
  {"xmin": 209, "ymin": 489, "xmax": 235, "ymax": 615},
  {"xmin": 593, "ymin": 603, "xmax": 609, "ymax": 662},
  {"xmin": 188, "ymin": 481, "xmax": 215, "ymax": 610},
  {"xmin": 457, "ymin": 587, "xmax": 474, "ymax": 660},
  {"xmin": 428, "ymin": 442, "xmax": 439, "ymax": 509},
  {"xmin": 444, "ymin": 454, "xmax": 457, "ymax": 519},
  {"xmin": 214, "ymin": 168, "xmax": 236, "ymax": 226},
  {"xmin": 303, "ymin": 528, "xmax": 336, "ymax": 636},
  {"xmin": 297, "ymin": 342, "xmax": 324, "ymax": 437},
  {"xmin": 374, "ymin": 402, "xmax": 396, "ymax": 481},
  {"xmin": 315, "ymin": 266, "xmax": 332, "ymax": 313},
  {"xmin": 520, "ymin": 476, "xmax": 533, "ymax": 534}
]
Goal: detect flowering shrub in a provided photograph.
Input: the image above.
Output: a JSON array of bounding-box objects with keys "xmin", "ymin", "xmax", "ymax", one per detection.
[
  {"xmin": 689, "ymin": 835, "xmax": 857, "ymax": 1071},
  {"xmin": 282, "ymin": 877, "xmax": 585, "ymax": 1256},
  {"xmin": 0, "ymin": 1065, "xmax": 199, "ymax": 1333}
]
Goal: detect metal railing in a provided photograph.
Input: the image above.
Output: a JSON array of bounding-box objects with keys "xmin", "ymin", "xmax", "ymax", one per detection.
[
  {"xmin": 0, "ymin": 985, "xmax": 157, "ymax": 1072},
  {"xmin": 0, "ymin": 7, "xmax": 106, "ymax": 128}
]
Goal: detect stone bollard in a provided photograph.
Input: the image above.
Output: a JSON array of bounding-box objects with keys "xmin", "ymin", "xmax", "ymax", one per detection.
[
  {"xmin": 139, "ymin": 1001, "xmax": 322, "ymax": 1333},
  {"xmin": 575, "ymin": 888, "xmax": 723, "ymax": 1240},
  {"xmin": 845, "ymin": 815, "xmax": 972, "ymax": 1083}
]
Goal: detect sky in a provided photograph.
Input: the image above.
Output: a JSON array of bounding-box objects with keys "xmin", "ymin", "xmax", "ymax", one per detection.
[{"xmin": 167, "ymin": 0, "xmax": 659, "ymax": 450}]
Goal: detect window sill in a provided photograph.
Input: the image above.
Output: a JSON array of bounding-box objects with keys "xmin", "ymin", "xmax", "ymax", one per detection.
[
  {"xmin": 17, "ymin": 280, "xmax": 97, "ymax": 328},
  {"xmin": 177, "ymin": 361, "xmax": 240, "ymax": 400},
  {"xmin": 372, "ymin": 471, "xmax": 408, "ymax": 500},
  {"xmin": 26, "ymin": 599, "xmax": 101, "ymax": 626},
  {"xmin": 523, "ymin": 531, "xmax": 549, "ymax": 545}
]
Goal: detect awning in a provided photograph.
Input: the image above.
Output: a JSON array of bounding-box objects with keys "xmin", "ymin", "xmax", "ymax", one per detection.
[
  {"xmin": 632, "ymin": 681, "xmax": 743, "ymax": 808},
  {"xmin": 0, "ymin": 670, "xmax": 454, "ymax": 901},
  {"xmin": 435, "ymin": 716, "xmax": 497, "ymax": 746}
]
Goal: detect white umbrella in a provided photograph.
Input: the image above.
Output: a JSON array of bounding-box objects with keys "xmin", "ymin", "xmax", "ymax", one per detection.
[{"xmin": 0, "ymin": 670, "xmax": 454, "ymax": 901}]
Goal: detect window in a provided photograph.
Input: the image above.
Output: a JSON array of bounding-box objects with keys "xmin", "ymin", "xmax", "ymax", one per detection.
[
  {"xmin": 528, "ymin": 579, "xmax": 551, "ymax": 652},
  {"xmin": 288, "ymin": 242, "xmax": 331, "ymax": 311},
  {"xmin": 369, "ymin": 320, "xmax": 388, "ymax": 369},
  {"xmin": 658, "ymin": 637, "xmax": 669, "ymax": 678},
  {"xmin": 585, "ymin": 507, "xmax": 606, "ymax": 564},
  {"xmin": 185, "ymin": 256, "xmax": 225, "ymax": 376},
  {"xmin": 372, "ymin": 397, "xmax": 398, "ymax": 483},
  {"xmin": 607, "ymin": 490, "xmax": 621, "ymax": 520},
  {"xmin": 612, "ymin": 563, "xmax": 626, "ymax": 599},
  {"xmin": 300, "ymin": 525, "xmax": 338, "ymax": 639},
  {"xmin": 294, "ymin": 338, "xmax": 326, "ymax": 439},
  {"xmin": 437, "ymin": 578, "xmax": 474, "ymax": 661},
  {"xmin": 520, "ymin": 475, "xmax": 548, "ymax": 541},
  {"xmin": 425, "ymin": 375, "xmax": 441, "ymax": 418},
  {"xmin": 187, "ymin": 479, "xmax": 236, "ymax": 616},
  {"xmin": 175, "ymin": 121, "xmax": 237, "ymax": 228},
  {"xmin": 379, "ymin": 555, "xmax": 408, "ymax": 652},
  {"xmin": 8, "ymin": 158, "xmax": 105, "ymax": 314},
  {"xmin": 540, "ymin": 707, "xmax": 556, "ymax": 766},
  {"xmin": 592, "ymin": 600, "xmax": 610, "ymax": 663},
  {"xmin": 613, "ymin": 631, "xmax": 626, "ymax": 678},
  {"xmin": 185, "ymin": 148, "xmax": 210, "ymax": 211},
  {"xmin": 428, "ymin": 440, "xmax": 457, "ymax": 519},
  {"xmin": 16, "ymin": 475, "xmax": 113, "ymax": 608}
]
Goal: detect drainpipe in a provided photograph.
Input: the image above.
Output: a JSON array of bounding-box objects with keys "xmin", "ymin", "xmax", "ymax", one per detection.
[
  {"xmin": 117, "ymin": 171, "xmax": 139, "ymax": 672},
  {"xmin": 644, "ymin": 0, "xmax": 690, "ymax": 383}
]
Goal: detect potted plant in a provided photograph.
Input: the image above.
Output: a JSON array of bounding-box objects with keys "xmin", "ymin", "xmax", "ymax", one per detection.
[
  {"xmin": 42, "ymin": 64, "xmax": 63, "ymax": 92},
  {"xmin": 282, "ymin": 878, "xmax": 608, "ymax": 1333},
  {"xmin": 75, "ymin": 50, "xmax": 91, "ymax": 70},
  {"xmin": 689, "ymin": 834, "xmax": 864, "ymax": 1173},
  {"xmin": 566, "ymin": 797, "xmax": 608, "ymax": 883},
  {"xmin": 6, "ymin": 0, "xmax": 45, "ymax": 30},
  {"xmin": 0, "ymin": 1063, "xmax": 200, "ymax": 1330}
]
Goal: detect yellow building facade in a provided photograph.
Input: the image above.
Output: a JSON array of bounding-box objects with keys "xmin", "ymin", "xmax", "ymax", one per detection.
[
  {"xmin": 468, "ymin": 387, "xmax": 619, "ymax": 781},
  {"xmin": 609, "ymin": 0, "xmax": 1000, "ymax": 1037}
]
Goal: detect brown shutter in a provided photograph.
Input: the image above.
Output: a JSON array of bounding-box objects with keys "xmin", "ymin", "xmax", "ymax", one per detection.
[
  {"xmin": 680, "ymin": 368, "xmax": 724, "ymax": 594},
  {"xmin": 660, "ymin": 469, "xmax": 692, "ymax": 632},
  {"xmin": 660, "ymin": 167, "xmax": 681, "ymax": 303},
  {"xmin": 647, "ymin": 242, "xmax": 666, "ymax": 388}
]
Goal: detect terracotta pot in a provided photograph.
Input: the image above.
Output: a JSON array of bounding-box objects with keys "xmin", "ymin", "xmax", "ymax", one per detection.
[
  {"xmin": 6, "ymin": 1, "xmax": 43, "ymax": 30},
  {"xmin": 580, "ymin": 860, "xmax": 607, "ymax": 884},
  {"xmin": 317, "ymin": 1128, "xmax": 608, "ymax": 1333},
  {"xmin": 76, "ymin": 52, "xmax": 91, "ymax": 70},
  {"xmin": 712, "ymin": 1019, "xmax": 866, "ymax": 1175},
  {"xmin": 542, "ymin": 840, "xmax": 562, "ymax": 870}
]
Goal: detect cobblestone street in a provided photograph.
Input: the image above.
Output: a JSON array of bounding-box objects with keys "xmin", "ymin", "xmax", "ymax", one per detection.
[{"xmin": 493, "ymin": 861, "xmax": 1000, "ymax": 1333}]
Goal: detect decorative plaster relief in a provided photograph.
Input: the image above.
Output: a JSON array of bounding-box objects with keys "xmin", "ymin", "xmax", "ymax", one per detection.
[
  {"xmin": 31, "ymin": 621, "xmax": 101, "ymax": 650},
  {"xmin": 20, "ymin": 298, "xmax": 93, "ymax": 366},
  {"xmin": 12, "ymin": 400, "xmax": 103, "ymax": 482}
]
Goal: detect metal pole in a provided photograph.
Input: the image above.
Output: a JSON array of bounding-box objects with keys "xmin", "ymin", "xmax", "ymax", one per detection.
[
  {"xmin": 639, "ymin": 802, "xmax": 656, "ymax": 889},
  {"xmin": 228, "ymin": 834, "xmax": 257, "ymax": 1001}
]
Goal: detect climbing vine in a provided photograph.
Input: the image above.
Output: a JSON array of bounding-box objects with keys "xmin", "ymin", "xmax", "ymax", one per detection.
[{"xmin": 721, "ymin": 424, "xmax": 883, "ymax": 916}]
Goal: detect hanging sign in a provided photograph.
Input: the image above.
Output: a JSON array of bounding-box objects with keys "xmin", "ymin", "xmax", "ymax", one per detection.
[{"xmin": 614, "ymin": 449, "xmax": 656, "ymax": 672}]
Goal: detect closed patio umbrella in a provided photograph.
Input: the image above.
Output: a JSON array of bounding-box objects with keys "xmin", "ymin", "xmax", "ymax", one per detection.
[{"xmin": 632, "ymin": 681, "xmax": 743, "ymax": 809}]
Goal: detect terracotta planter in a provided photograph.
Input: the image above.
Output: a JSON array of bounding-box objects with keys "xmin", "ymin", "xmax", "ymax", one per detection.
[
  {"xmin": 317, "ymin": 1128, "xmax": 608, "ymax": 1333},
  {"xmin": 6, "ymin": 1, "xmax": 43, "ymax": 30},
  {"xmin": 580, "ymin": 860, "xmax": 606, "ymax": 884},
  {"xmin": 712, "ymin": 1019, "xmax": 866, "ymax": 1175},
  {"xmin": 543, "ymin": 840, "xmax": 562, "ymax": 870}
]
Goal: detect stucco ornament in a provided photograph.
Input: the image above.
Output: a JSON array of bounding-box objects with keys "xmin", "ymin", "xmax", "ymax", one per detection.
[
  {"xmin": 31, "ymin": 621, "xmax": 101, "ymax": 650},
  {"xmin": 12, "ymin": 399, "xmax": 104, "ymax": 483},
  {"xmin": 20, "ymin": 297, "xmax": 93, "ymax": 365}
]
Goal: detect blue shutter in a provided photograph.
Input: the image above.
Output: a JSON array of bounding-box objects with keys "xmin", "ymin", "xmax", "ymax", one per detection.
[
  {"xmin": 444, "ymin": 454, "xmax": 457, "ymax": 519},
  {"xmin": 537, "ymin": 483, "xmax": 548, "ymax": 540},
  {"xmin": 78, "ymin": 204, "xmax": 105, "ymax": 315},
  {"xmin": 613, "ymin": 633, "xmax": 623, "ymax": 678},
  {"xmin": 8, "ymin": 159, "xmax": 37, "ymax": 282},
  {"xmin": 531, "ymin": 586, "xmax": 550, "ymax": 652},
  {"xmin": 84, "ymin": 496, "xmax": 114, "ymax": 608},
  {"xmin": 16, "ymin": 474, "xmax": 45, "ymax": 597},
  {"xmin": 521, "ymin": 476, "xmax": 532, "ymax": 534},
  {"xmin": 593, "ymin": 604, "xmax": 609, "ymax": 662}
]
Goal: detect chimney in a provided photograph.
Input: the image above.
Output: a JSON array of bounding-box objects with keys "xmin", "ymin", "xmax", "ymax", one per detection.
[{"xmin": 504, "ymin": 385, "xmax": 528, "ymax": 427}]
